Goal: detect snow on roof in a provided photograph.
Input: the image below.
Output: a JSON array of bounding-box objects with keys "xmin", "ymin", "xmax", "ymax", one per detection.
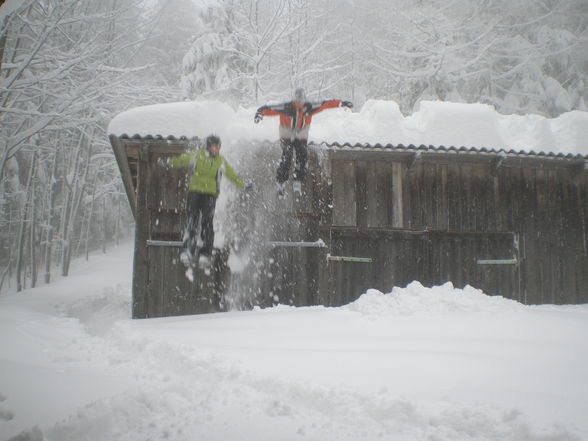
[{"xmin": 108, "ymin": 99, "xmax": 588, "ymax": 157}]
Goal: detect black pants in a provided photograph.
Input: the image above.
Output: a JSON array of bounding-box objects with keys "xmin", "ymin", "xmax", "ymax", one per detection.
[
  {"xmin": 276, "ymin": 138, "xmax": 307, "ymax": 184},
  {"xmin": 184, "ymin": 191, "xmax": 217, "ymax": 257}
]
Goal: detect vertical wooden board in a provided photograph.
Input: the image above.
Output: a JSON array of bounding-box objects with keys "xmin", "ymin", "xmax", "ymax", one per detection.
[
  {"xmin": 295, "ymin": 247, "xmax": 309, "ymax": 306},
  {"xmin": 394, "ymin": 236, "xmax": 409, "ymax": 287},
  {"xmin": 391, "ymin": 162, "xmax": 404, "ymax": 228},
  {"xmin": 367, "ymin": 161, "xmax": 390, "ymax": 228},
  {"xmin": 408, "ymin": 163, "xmax": 423, "ymax": 229},
  {"xmin": 332, "ymin": 160, "xmax": 356, "ymax": 227},
  {"xmin": 474, "ymin": 165, "xmax": 491, "ymax": 233},
  {"xmin": 400, "ymin": 163, "xmax": 412, "ymax": 228},
  {"xmin": 304, "ymin": 247, "xmax": 320, "ymax": 306},
  {"xmin": 576, "ymin": 254, "xmax": 588, "ymax": 303},
  {"xmin": 356, "ymin": 161, "xmax": 368, "ymax": 228},
  {"xmin": 438, "ymin": 165, "xmax": 449, "ymax": 231},
  {"xmin": 498, "ymin": 168, "xmax": 509, "ymax": 231},
  {"xmin": 446, "ymin": 163, "xmax": 459, "ymax": 231},
  {"xmin": 146, "ymin": 246, "xmax": 162, "ymax": 317},
  {"xmin": 437, "ymin": 235, "xmax": 449, "ymax": 284},
  {"xmin": 423, "ymin": 164, "xmax": 435, "ymax": 229},
  {"xmin": 429, "ymin": 233, "xmax": 440, "ymax": 285},
  {"xmin": 455, "ymin": 164, "xmax": 468, "ymax": 231},
  {"xmin": 366, "ymin": 161, "xmax": 379, "ymax": 228},
  {"xmin": 522, "ymin": 167, "xmax": 542, "ymax": 304},
  {"xmin": 405, "ymin": 165, "xmax": 415, "ymax": 229},
  {"xmin": 462, "ymin": 165, "xmax": 475, "ymax": 231},
  {"xmin": 376, "ymin": 237, "xmax": 391, "ymax": 291},
  {"xmin": 168, "ymin": 250, "xmax": 186, "ymax": 314},
  {"xmin": 453, "ymin": 237, "xmax": 464, "ymax": 288},
  {"xmin": 132, "ymin": 156, "xmax": 150, "ymax": 319},
  {"xmin": 159, "ymin": 247, "xmax": 176, "ymax": 316},
  {"xmin": 577, "ymin": 173, "xmax": 588, "ymax": 302},
  {"xmin": 492, "ymin": 174, "xmax": 502, "ymax": 231},
  {"xmin": 343, "ymin": 238, "xmax": 357, "ymax": 303}
]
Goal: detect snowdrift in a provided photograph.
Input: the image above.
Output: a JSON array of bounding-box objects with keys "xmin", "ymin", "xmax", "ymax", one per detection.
[{"xmin": 108, "ymin": 99, "xmax": 588, "ymax": 156}]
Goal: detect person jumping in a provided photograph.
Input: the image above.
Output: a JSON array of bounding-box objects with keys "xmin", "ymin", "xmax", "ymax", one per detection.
[
  {"xmin": 164, "ymin": 134, "xmax": 245, "ymax": 269},
  {"xmin": 254, "ymin": 88, "xmax": 352, "ymax": 195}
]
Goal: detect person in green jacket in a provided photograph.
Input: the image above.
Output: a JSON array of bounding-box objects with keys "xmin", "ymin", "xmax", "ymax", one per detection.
[{"xmin": 166, "ymin": 134, "xmax": 244, "ymax": 267}]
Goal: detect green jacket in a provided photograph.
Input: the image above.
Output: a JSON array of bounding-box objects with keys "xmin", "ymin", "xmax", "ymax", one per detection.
[{"xmin": 168, "ymin": 149, "xmax": 243, "ymax": 196}]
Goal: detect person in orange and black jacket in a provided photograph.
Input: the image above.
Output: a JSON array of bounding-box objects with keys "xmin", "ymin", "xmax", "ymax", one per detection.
[{"xmin": 254, "ymin": 88, "xmax": 352, "ymax": 193}]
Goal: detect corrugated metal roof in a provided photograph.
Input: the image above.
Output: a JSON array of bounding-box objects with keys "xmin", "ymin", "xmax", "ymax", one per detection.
[
  {"xmin": 115, "ymin": 134, "xmax": 588, "ymax": 160},
  {"xmin": 311, "ymin": 141, "xmax": 588, "ymax": 160}
]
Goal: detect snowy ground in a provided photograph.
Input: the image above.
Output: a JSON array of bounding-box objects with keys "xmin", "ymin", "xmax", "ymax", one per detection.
[{"xmin": 1, "ymin": 241, "xmax": 587, "ymax": 441}]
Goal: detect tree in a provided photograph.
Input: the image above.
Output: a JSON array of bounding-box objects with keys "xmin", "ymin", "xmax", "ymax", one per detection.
[{"xmin": 0, "ymin": 0, "xmax": 154, "ymax": 290}]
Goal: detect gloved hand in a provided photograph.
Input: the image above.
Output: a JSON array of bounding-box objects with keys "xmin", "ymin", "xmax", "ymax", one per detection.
[
  {"xmin": 254, "ymin": 106, "xmax": 267, "ymax": 123},
  {"xmin": 340, "ymin": 101, "xmax": 353, "ymax": 109},
  {"xmin": 157, "ymin": 156, "xmax": 169, "ymax": 168}
]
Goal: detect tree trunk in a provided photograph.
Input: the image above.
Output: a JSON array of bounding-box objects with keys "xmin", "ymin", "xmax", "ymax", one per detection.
[
  {"xmin": 30, "ymin": 165, "xmax": 37, "ymax": 288},
  {"xmin": 16, "ymin": 151, "xmax": 36, "ymax": 292},
  {"xmin": 102, "ymin": 193, "xmax": 107, "ymax": 254},
  {"xmin": 85, "ymin": 168, "xmax": 99, "ymax": 260},
  {"xmin": 44, "ymin": 148, "xmax": 59, "ymax": 283}
]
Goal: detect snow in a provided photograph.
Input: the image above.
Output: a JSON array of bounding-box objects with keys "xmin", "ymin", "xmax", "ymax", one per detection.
[
  {"xmin": 1, "ymin": 101, "xmax": 586, "ymax": 439},
  {"xmin": 108, "ymin": 99, "xmax": 588, "ymax": 156},
  {"xmin": 1, "ymin": 242, "xmax": 588, "ymax": 441}
]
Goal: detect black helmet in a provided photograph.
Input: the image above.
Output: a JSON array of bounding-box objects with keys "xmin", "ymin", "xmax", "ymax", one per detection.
[{"xmin": 206, "ymin": 134, "xmax": 221, "ymax": 149}]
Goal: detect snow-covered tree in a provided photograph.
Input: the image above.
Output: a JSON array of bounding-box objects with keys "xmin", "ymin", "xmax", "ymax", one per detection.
[
  {"xmin": 0, "ymin": 0, "xmax": 151, "ymax": 290},
  {"xmin": 180, "ymin": 5, "xmax": 238, "ymax": 102}
]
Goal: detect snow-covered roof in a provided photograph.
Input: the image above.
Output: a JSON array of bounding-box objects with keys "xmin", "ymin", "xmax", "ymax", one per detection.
[{"xmin": 108, "ymin": 99, "xmax": 588, "ymax": 157}]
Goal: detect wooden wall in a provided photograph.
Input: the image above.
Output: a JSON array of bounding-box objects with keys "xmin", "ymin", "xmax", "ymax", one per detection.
[{"xmin": 325, "ymin": 151, "xmax": 588, "ymax": 305}]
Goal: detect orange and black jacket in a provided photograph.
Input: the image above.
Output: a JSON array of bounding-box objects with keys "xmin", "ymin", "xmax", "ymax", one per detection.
[{"xmin": 256, "ymin": 100, "xmax": 343, "ymax": 141}]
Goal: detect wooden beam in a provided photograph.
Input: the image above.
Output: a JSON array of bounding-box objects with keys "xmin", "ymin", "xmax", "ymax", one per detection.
[{"xmin": 109, "ymin": 135, "xmax": 137, "ymax": 218}]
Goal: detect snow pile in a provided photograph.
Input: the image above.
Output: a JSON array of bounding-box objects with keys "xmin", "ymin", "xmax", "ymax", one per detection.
[
  {"xmin": 345, "ymin": 281, "xmax": 524, "ymax": 317},
  {"xmin": 108, "ymin": 99, "xmax": 588, "ymax": 155}
]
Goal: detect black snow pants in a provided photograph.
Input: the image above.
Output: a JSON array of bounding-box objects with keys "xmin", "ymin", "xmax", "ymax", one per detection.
[
  {"xmin": 183, "ymin": 191, "xmax": 217, "ymax": 257},
  {"xmin": 276, "ymin": 138, "xmax": 308, "ymax": 184}
]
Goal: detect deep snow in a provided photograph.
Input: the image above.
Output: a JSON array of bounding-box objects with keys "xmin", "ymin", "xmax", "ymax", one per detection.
[
  {"xmin": 1, "ymin": 242, "xmax": 588, "ymax": 441},
  {"xmin": 2, "ymin": 100, "xmax": 587, "ymax": 440},
  {"xmin": 108, "ymin": 99, "xmax": 588, "ymax": 156}
]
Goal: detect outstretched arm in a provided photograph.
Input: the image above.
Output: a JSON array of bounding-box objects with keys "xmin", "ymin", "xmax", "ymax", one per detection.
[
  {"xmin": 254, "ymin": 103, "xmax": 289, "ymax": 122},
  {"xmin": 308, "ymin": 99, "xmax": 353, "ymax": 116},
  {"xmin": 168, "ymin": 152, "xmax": 195, "ymax": 168},
  {"xmin": 222, "ymin": 158, "xmax": 244, "ymax": 190}
]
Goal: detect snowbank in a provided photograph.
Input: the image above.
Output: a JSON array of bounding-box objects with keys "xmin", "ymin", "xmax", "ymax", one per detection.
[
  {"xmin": 108, "ymin": 99, "xmax": 588, "ymax": 155},
  {"xmin": 345, "ymin": 281, "xmax": 525, "ymax": 316}
]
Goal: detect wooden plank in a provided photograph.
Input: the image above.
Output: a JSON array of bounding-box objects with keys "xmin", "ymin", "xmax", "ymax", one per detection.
[
  {"xmin": 109, "ymin": 135, "xmax": 137, "ymax": 217},
  {"xmin": 132, "ymin": 153, "xmax": 150, "ymax": 318},
  {"xmin": 446, "ymin": 163, "xmax": 459, "ymax": 231},
  {"xmin": 332, "ymin": 160, "xmax": 356, "ymax": 227},
  {"xmin": 366, "ymin": 161, "xmax": 386, "ymax": 228},
  {"xmin": 391, "ymin": 162, "xmax": 404, "ymax": 228},
  {"xmin": 437, "ymin": 165, "xmax": 449, "ymax": 231},
  {"xmin": 356, "ymin": 161, "xmax": 368, "ymax": 229},
  {"xmin": 422, "ymin": 163, "xmax": 433, "ymax": 229}
]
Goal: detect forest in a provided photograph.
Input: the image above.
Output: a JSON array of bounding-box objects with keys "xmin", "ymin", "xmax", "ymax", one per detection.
[{"xmin": 0, "ymin": 0, "xmax": 586, "ymax": 292}]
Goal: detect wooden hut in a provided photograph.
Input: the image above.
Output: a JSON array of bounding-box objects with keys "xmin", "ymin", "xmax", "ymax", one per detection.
[{"xmin": 110, "ymin": 133, "xmax": 588, "ymax": 319}]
